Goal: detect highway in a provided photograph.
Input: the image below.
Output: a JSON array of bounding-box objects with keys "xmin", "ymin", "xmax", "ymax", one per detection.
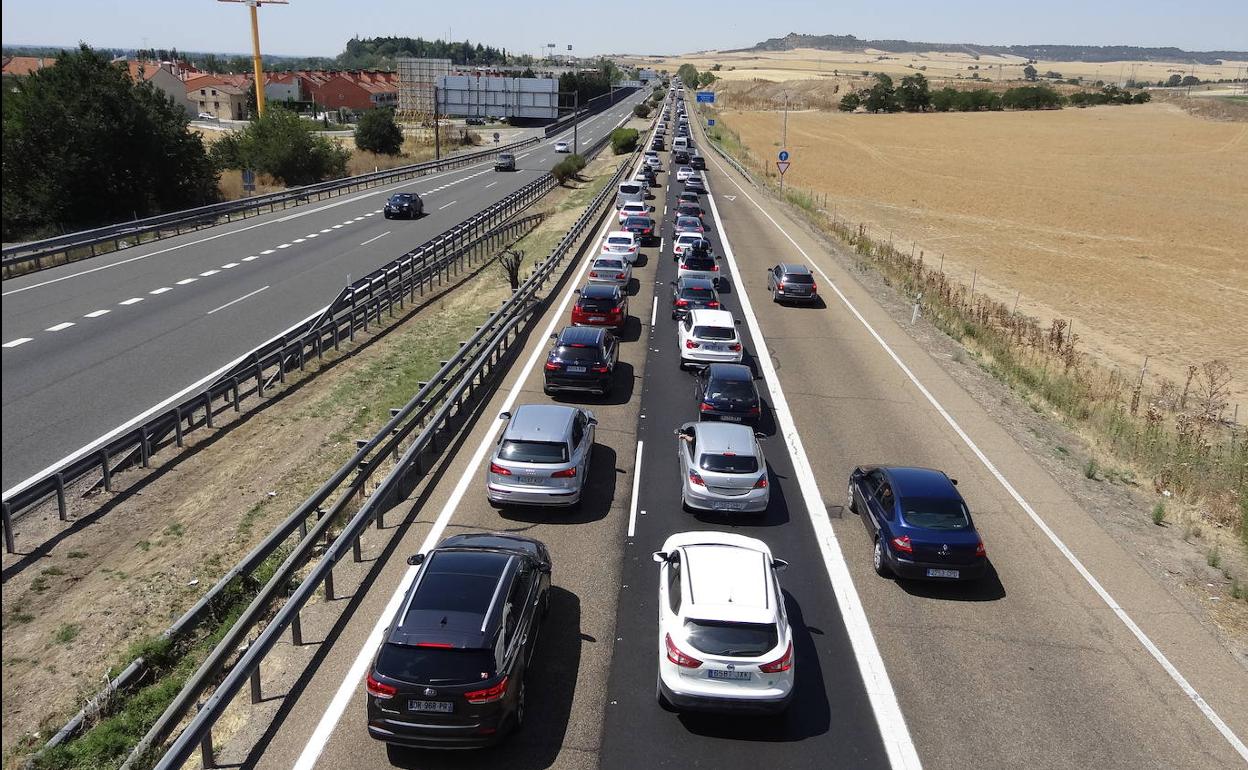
[
  {"xmin": 178, "ymin": 92, "xmax": 1248, "ymax": 770},
  {"xmin": 0, "ymin": 90, "xmax": 648, "ymax": 493}
]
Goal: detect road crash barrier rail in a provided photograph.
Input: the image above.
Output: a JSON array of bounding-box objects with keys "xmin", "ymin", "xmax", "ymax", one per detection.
[
  {"xmin": 1, "ymin": 136, "xmax": 540, "ymax": 278},
  {"xmin": 1, "ymin": 173, "xmax": 556, "ymax": 554}
]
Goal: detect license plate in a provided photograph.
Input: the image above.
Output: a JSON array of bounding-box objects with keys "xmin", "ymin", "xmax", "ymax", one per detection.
[
  {"xmin": 708, "ymin": 670, "xmax": 751, "ymax": 681},
  {"xmin": 408, "ymin": 700, "xmax": 454, "ymax": 713},
  {"xmin": 720, "ymin": 415, "xmax": 742, "ymax": 422},
  {"xmin": 707, "ymin": 344, "xmax": 723, "ymax": 351},
  {"xmin": 926, "ymin": 568, "xmax": 960, "ymax": 579},
  {"xmin": 522, "ymin": 474, "xmax": 540, "ymax": 484},
  {"xmin": 567, "ymin": 366, "xmax": 587, "ymax": 373},
  {"xmin": 711, "ymin": 501, "xmax": 745, "ymax": 511},
  {"xmin": 589, "ymin": 317, "xmax": 605, "ymax": 323}
]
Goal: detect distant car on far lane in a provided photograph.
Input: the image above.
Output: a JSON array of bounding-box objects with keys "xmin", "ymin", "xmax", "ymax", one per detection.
[
  {"xmin": 555, "ymin": 140, "xmax": 571, "ymax": 153},
  {"xmin": 383, "ymin": 192, "xmax": 424, "ymax": 219}
]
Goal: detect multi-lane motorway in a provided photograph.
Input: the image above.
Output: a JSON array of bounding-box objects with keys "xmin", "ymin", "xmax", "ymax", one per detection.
[
  {"xmin": 187, "ymin": 94, "xmax": 1248, "ymax": 769},
  {"xmin": 0, "ymin": 90, "xmax": 647, "ymax": 493}
]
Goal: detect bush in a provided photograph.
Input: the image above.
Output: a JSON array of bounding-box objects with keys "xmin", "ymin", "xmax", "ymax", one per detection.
[
  {"xmin": 838, "ymin": 92, "xmax": 861, "ymax": 112},
  {"xmin": 354, "ymin": 108, "xmax": 403, "ymax": 155},
  {"xmin": 211, "ymin": 106, "xmax": 350, "ymax": 186},
  {"xmin": 1001, "ymin": 85, "xmax": 1063, "ymax": 110},
  {"xmin": 609, "ymin": 127, "xmax": 639, "ymax": 155},
  {"xmin": 633, "ymin": 103, "xmax": 652, "ymax": 119},
  {"xmin": 552, "ymin": 157, "xmax": 579, "ymax": 185}
]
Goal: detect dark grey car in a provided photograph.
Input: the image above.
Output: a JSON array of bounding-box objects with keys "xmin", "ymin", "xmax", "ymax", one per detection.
[{"xmin": 766, "ymin": 263, "xmax": 819, "ymax": 304}]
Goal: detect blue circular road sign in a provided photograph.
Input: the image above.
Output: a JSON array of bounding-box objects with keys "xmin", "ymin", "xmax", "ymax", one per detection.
[{"xmin": 778, "ymin": 150, "xmax": 790, "ymax": 162}]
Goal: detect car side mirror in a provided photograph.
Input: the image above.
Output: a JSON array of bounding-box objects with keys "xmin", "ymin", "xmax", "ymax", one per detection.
[
  {"xmin": 755, "ymin": 431, "xmax": 766, "ymax": 439},
  {"xmin": 499, "ymin": 411, "xmax": 511, "ymax": 420},
  {"xmin": 574, "ymin": 289, "xmax": 581, "ymax": 294},
  {"xmin": 406, "ymin": 553, "xmax": 426, "ymax": 566},
  {"xmin": 587, "ymin": 417, "xmax": 598, "ymax": 426},
  {"xmin": 538, "ymin": 563, "xmax": 552, "ymax": 574},
  {"xmin": 735, "ymin": 319, "xmax": 743, "ymax": 325},
  {"xmin": 950, "ymin": 478, "xmax": 959, "ymax": 486},
  {"xmin": 653, "ymin": 551, "xmax": 670, "ymax": 564},
  {"xmin": 716, "ymin": 255, "xmax": 723, "ymax": 260},
  {"xmin": 771, "ymin": 558, "xmax": 789, "ymax": 572},
  {"xmin": 550, "ymin": 333, "xmax": 558, "ymax": 340}
]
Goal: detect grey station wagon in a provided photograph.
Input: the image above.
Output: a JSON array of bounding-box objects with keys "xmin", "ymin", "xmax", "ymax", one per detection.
[{"xmin": 486, "ymin": 404, "xmax": 596, "ymax": 508}]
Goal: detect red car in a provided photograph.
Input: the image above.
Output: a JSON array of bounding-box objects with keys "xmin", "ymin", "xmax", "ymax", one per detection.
[
  {"xmin": 622, "ymin": 215, "xmax": 657, "ymax": 245},
  {"xmin": 571, "ymin": 283, "xmax": 629, "ymax": 329}
]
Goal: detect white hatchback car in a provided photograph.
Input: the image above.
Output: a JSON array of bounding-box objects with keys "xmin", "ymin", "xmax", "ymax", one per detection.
[
  {"xmin": 672, "ymin": 233, "xmax": 704, "ymax": 258},
  {"xmin": 654, "ymin": 531, "xmax": 794, "ymax": 713},
  {"xmin": 617, "ymin": 201, "xmax": 649, "ymax": 225},
  {"xmin": 601, "ymin": 231, "xmax": 640, "ymax": 264},
  {"xmin": 555, "ymin": 140, "xmax": 571, "ymax": 153},
  {"xmin": 676, "ymin": 166, "xmax": 694, "ymax": 182},
  {"xmin": 587, "ymin": 256, "xmax": 632, "ymax": 287},
  {"xmin": 678, "ymin": 309, "xmax": 742, "ymax": 368}
]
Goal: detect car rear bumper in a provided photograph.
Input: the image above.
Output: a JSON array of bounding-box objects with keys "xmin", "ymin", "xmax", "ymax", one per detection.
[
  {"xmin": 698, "ymin": 408, "xmax": 758, "ymax": 424},
  {"xmin": 775, "ymin": 290, "xmax": 819, "ymax": 303},
  {"xmin": 660, "ymin": 677, "xmax": 791, "ymax": 714},
  {"xmin": 544, "ymin": 374, "xmax": 611, "ymax": 394},
  {"xmin": 367, "ymin": 714, "xmax": 507, "ymax": 749},
  {"xmin": 683, "ymin": 484, "xmax": 768, "ymax": 512},
  {"xmin": 890, "ymin": 554, "xmax": 987, "ymax": 581},
  {"xmin": 680, "ymin": 349, "xmax": 744, "ymax": 367},
  {"xmin": 487, "ymin": 483, "xmax": 580, "ymax": 507}
]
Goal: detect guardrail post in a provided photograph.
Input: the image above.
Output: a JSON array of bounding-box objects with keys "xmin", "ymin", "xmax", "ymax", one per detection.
[
  {"xmin": 231, "ymin": 378, "xmax": 241, "ymax": 412},
  {"xmin": 249, "ymin": 662, "xmax": 262, "ymax": 704},
  {"xmin": 3, "ymin": 502, "xmax": 16, "ymax": 553},
  {"xmin": 54, "ymin": 473, "xmax": 68, "ymax": 521},
  {"xmin": 198, "ymin": 712, "xmax": 215, "ymax": 769},
  {"xmin": 291, "ymin": 611, "xmax": 303, "ymax": 646},
  {"xmin": 140, "ymin": 426, "xmax": 151, "ymax": 467},
  {"xmin": 255, "ymin": 359, "xmax": 265, "ymax": 397},
  {"xmin": 352, "ymin": 536, "xmax": 363, "ymax": 562},
  {"xmin": 204, "ymin": 392, "xmax": 214, "ymax": 429},
  {"xmin": 100, "ymin": 448, "xmax": 113, "ymax": 492},
  {"xmin": 324, "ymin": 566, "xmax": 335, "ymax": 601},
  {"xmin": 175, "ymin": 407, "xmax": 185, "ymax": 447}
]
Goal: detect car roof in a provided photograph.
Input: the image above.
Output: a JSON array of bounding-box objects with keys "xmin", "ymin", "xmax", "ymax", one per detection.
[
  {"xmin": 557, "ymin": 325, "xmax": 606, "ymax": 346},
  {"xmin": 498, "ymin": 152, "xmax": 514, "ymax": 158},
  {"xmin": 436, "ymin": 532, "xmax": 545, "ymax": 560},
  {"xmin": 506, "ymin": 403, "xmax": 578, "ymax": 441},
  {"xmin": 707, "ymin": 363, "xmax": 752, "ymax": 382},
  {"xmin": 679, "ymin": 541, "xmax": 776, "ymax": 624},
  {"xmin": 778, "ymin": 263, "xmax": 811, "ymax": 275},
  {"xmin": 881, "ymin": 466, "xmax": 960, "ymax": 498},
  {"xmin": 581, "ymin": 283, "xmax": 619, "ymax": 298},
  {"xmin": 390, "ymin": 548, "xmax": 517, "ymax": 648},
  {"xmin": 691, "ymin": 421, "xmax": 758, "ymax": 456},
  {"xmin": 391, "ymin": 193, "xmax": 416, "ymax": 199}
]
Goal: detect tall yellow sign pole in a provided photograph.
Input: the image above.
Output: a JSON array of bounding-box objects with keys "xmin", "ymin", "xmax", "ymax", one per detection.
[{"xmin": 219, "ymin": 0, "xmax": 287, "ymax": 118}]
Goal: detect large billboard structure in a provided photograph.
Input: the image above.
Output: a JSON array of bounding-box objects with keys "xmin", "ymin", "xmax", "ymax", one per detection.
[
  {"xmin": 436, "ymin": 75, "xmax": 559, "ymax": 121},
  {"xmin": 397, "ymin": 57, "xmax": 452, "ymax": 119}
]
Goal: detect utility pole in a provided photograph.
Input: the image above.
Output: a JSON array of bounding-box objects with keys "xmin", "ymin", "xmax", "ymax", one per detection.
[
  {"xmin": 218, "ymin": 0, "xmax": 287, "ymax": 118},
  {"xmin": 780, "ymin": 90, "xmax": 789, "ymax": 195},
  {"xmin": 433, "ymin": 85, "xmax": 441, "ymax": 160},
  {"xmin": 573, "ymin": 91, "xmax": 579, "ymax": 154}
]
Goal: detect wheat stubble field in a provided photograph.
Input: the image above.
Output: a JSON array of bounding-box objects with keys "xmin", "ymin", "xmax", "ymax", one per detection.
[{"xmin": 720, "ymin": 103, "xmax": 1248, "ymax": 408}]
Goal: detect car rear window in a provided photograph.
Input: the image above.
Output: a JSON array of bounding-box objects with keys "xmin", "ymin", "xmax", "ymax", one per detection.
[
  {"xmin": 901, "ymin": 497, "xmax": 971, "ymax": 530},
  {"xmin": 607, "ymin": 236, "xmax": 632, "ymax": 246},
  {"xmin": 700, "ymin": 453, "xmax": 759, "ymax": 474},
  {"xmin": 707, "ymin": 379, "xmax": 756, "ymax": 402},
  {"xmin": 683, "ymin": 620, "xmax": 777, "ymax": 657},
  {"xmin": 681, "ymin": 285, "xmax": 715, "ymax": 300},
  {"xmin": 683, "ymin": 257, "xmax": 716, "ymax": 271},
  {"xmin": 619, "ymin": 184, "xmax": 642, "ymax": 195},
  {"xmin": 595, "ymin": 259, "xmax": 624, "ymax": 269},
  {"xmin": 578, "ymin": 297, "xmax": 617, "ymax": 312},
  {"xmin": 783, "ymin": 273, "xmax": 814, "ymax": 284},
  {"xmin": 376, "ymin": 643, "xmax": 495, "ymax": 686},
  {"xmin": 676, "ymin": 217, "xmax": 700, "ymax": 228},
  {"xmin": 555, "ymin": 345, "xmax": 601, "ymax": 362},
  {"xmin": 499, "ymin": 440, "xmax": 568, "ymax": 463},
  {"xmin": 693, "ymin": 325, "xmax": 734, "ymax": 340}
]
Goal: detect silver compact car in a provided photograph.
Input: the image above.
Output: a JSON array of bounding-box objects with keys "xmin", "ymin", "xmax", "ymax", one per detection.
[
  {"xmin": 675, "ymin": 422, "xmax": 769, "ymax": 513},
  {"xmin": 486, "ymin": 405, "xmax": 596, "ymax": 508}
]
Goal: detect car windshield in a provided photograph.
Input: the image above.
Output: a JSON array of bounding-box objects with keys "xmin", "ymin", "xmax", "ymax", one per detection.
[
  {"xmin": 783, "ymin": 273, "xmax": 814, "ymax": 284},
  {"xmin": 391, "ymin": 195, "xmax": 413, "ymax": 203},
  {"xmin": 901, "ymin": 497, "xmax": 972, "ymax": 530},
  {"xmin": 555, "ymin": 345, "xmax": 601, "ymax": 362},
  {"xmin": 679, "ymin": 167, "xmax": 692, "ymax": 174},
  {"xmin": 499, "ymin": 154, "xmax": 513, "ymax": 161},
  {"xmin": 376, "ymin": 644, "xmax": 495, "ymax": 686},
  {"xmin": 619, "ymin": 185, "xmax": 641, "ymax": 195},
  {"xmin": 683, "ymin": 620, "xmax": 777, "ymax": 657},
  {"xmin": 700, "ymin": 453, "xmax": 759, "ymax": 473},
  {"xmin": 707, "ymin": 378, "xmax": 756, "ymax": 402},
  {"xmin": 498, "ymin": 440, "xmax": 568, "ymax": 463}
]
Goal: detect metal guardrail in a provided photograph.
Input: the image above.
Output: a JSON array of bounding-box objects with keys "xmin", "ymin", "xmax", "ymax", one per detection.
[
  {"xmin": 141, "ymin": 142, "xmax": 643, "ymax": 770},
  {"xmin": 0, "ymin": 174, "xmax": 555, "ymax": 554},
  {"xmin": 543, "ymin": 86, "xmax": 640, "ymax": 138},
  {"xmin": 1, "ymin": 136, "xmax": 539, "ymax": 278}
]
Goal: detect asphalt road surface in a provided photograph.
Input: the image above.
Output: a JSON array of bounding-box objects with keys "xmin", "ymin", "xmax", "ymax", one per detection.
[{"xmin": 0, "ymin": 91, "xmax": 648, "ymax": 493}]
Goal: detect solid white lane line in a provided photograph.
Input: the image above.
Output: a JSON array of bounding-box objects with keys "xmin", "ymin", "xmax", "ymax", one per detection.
[
  {"xmin": 292, "ymin": 175, "xmax": 624, "ymax": 770},
  {"xmin": 704, "ymin": 186, "xmax": 922, "ymax": 770},
  {"xmin": 83, "ymin": 310, "xmax": 110, "ymax": 318},
  {"xmin": 706, "ymin": 150, "xmax": 1248, "ymax": 763},
  {"xmin": 627, "ymin": 440, "xmax": 644, "ymax": 538},
  {"xmin": 200, "ymin": 269, "xmax": 220, "ymax": 277},
  {"xmin": 359, "ymin": 231, "xmax": 390, "ymax": 247},
  {"xmin": 46, "ymin": 322, "xmax": 75, "ymax": 332},
  {"xmin": 2, "ymin": 338, "xmax": 33, "ymax": 348},
  {"xmin": 242, "ymin": 256, "xmax": 259, "ymax": 262},
  {"xmin": 119, "ymin": 297, "xmax": 144, "ymax": 305},
  {"xmin": 150, "ymin": 287, "xmax": 172, "ymax": 295},
  {"xmin": 221, "ymin": 262, "xmax": 240, "ymax": 269},
  {"xmin": 176, "ymin": 278, "xmax": 197, "ymax": 285},
  {"xmin": 438, "ymin": 201, "xmax": 457, "ymax": 210},
  {"xmin": 650, "ymin": 295, "xmax": 657, "ymax": 326},
  {"xmin": 207, "ymin": 285, "xmax": 270, "ymax": 315}
]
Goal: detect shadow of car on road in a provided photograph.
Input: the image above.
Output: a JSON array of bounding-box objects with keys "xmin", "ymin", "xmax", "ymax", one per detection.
[
  {"xmin": 895, "ymin": 560, "xmax": 1007, "ymax": 602},
  {"xmin": 496, "ymin": 443, "xmax": 619, "ymax": 527}
]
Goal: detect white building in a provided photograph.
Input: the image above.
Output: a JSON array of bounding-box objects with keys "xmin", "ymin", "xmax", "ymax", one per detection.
[{"xmin": 436, "ymin": 75, "xmax": 559, "ymax": 120}]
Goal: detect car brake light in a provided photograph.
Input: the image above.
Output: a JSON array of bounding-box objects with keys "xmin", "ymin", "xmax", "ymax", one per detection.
[
  {"xmin": 975, "ymin": 540, "xmax": 986, "ymax": 558},
  {"xmin": 675, "ymin": 298, "xmax": 688, "ymax": 307},
  {"xmin": 616, "ymin": 273, "xmax": 626, "ymax": 280},
  {"xmin": 366, "ymin": 673, "xmax": 396, "ymax": 699},
  {"xmin": 490, "ymin": 462, "xmax": 512, "ymax": 476},
  {"xmin": 688, "ymin": 470, "xmax": 705, "ymax": 486},
  {"xmin": 544, "ymin": 361, "xmax": 560, "ymax": 371},
  {"xmin": 891, "ymin": 535, "xmax": 913, "ymax": 553},
  {"xmin": 589, "ymin": 271, "xmax": 598, "ymax": 278},
  {"xmin": 415, "ymin": 641, "xmax": 454, "ymax": 648},
  {"xmin": 754, "ymin": 475, "xmax": 768, "ymax": 489},
  {"xmin": 811, "ymin": 282, "xmax": 818, "ymax": 292},
  {"xmin": 710, "ymin": 264, "xmax": 719, "ymax": 272},
  {"xmin": 685, "ymin": 340, "xmax": 698, "ymax": 349},
  {"xmin": 464, "ymin": 676, "xmax": 509, "ymax": 704},
  {"xmin": 707, "ymin": 301, "xmax": 719, "ymax": 308},
  {"xmin": 749, "ymin": 406, "xmax": 761, "ymax": 415},
  {"xmin": 551, "ymin": 467, "xmax": 577, "ymax": 478},
  {"xmin": 759, "ymin": 641, "xmax": 793, "ymax": 673},
  {"xmin": 777, "ymin": 282, "xmax": 785, "ymax": 291},
  {"xmin": 699, "ymin": 402, "xmax": 714, "ymax": 412},
  {"xmin": 665, "ymin": 633, "xmax": 702, "ymax": 668},
  {"xmin": 728, "ymin": 343, "xmax": 742, "ymax": 352}
]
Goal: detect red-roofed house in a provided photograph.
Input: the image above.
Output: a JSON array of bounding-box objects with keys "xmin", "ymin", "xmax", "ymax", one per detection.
[
  {"xmin": 307, "ymin": 70, "xmax": 398, "ymax": 111},
  {"xmin": 123, "ymin": 60, "xmax": 198, "ymax": 116},
  {"xmin": 186, "ymin": 74, "xmax": 251, "ymax": 120},
  {"xmin": 1, "ymin": 55, "xmax": 54, "ymax": 77}
]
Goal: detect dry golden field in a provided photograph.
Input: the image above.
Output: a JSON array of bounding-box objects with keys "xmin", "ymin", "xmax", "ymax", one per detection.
[
  {"xmin": 623, "ymin": 47, "xmax": 1248, "ymax": 85},
  {"xmin": 717, "ymin": 103, "xmax": 1248, "ymax": 409}
]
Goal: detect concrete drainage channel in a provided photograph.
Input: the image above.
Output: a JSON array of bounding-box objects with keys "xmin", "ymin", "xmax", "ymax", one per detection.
[{"xmin": 21, "ymin": 127, "xmax": 646, "ymax": 770}]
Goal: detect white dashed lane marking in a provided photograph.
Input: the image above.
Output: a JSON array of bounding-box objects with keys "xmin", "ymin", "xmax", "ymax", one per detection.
[
  {"xmin": 176, "ymin": 278, "xmax": 197, "ymax": 285},
  {"xmin": 292, "ymin": 238, "xmax": 306, "ymax": 243},
  {"xmin": 83, "ymin": 310, "xmax": 110, "ymax": 318},
  {"xmin": 200, "ymin": 270, "xmax": 220, "ymax": 277},
  {"xmin": 331, "ymin": 224, "xmax": 343, "ymax": 229},
  {"xmin": 119, "ymin": 297, "xmax": 144, "ymax": 305},
  {"xmin": 243, "ymin": 256, "xmax": 259, "ymax": 262},
  {"xmin": 438, "ymin": 201, "xmax": 457, "ymax": 210},
  {"xmin": 150, "ymin": 287, "xmax": 172, "ymax": 294},
  {"xmin": 319, "ymin": 228, "xmax": 332, "ymax": 233},
  {"xmin": 222, "ymin": 262, "xmax": 239, "ymax": 269},
  {"xmin": 46, "ymin": 322, "xmax": 75, "ymax": 332},
  {"xmin": 2, "ymin": 338, "xmax": 33, "ymax": 348},
  {"xmin": 261, "ymin": 249, "xmax": 276, "ymax": 254},
  {"xmin": 276, "ymin": 243, "xmax": 291, "ymax": 249}
]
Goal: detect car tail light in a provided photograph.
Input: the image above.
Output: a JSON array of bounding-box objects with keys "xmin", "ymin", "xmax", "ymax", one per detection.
[
  {"xmin": 891, "ymin": 535, "xmax": 913, "ymax": 554},
  {"xmin": 544, "ymin": 361, "xmax": 561, "ymax": 371},
  {"xmin": 464, "ymin": 676, "xmax": 509, "ymax": 704},
  {"xmin": 728, "ymin": 343, "xmax": 742, "ymax": 352},
  {"xmin": 699, "ymin": 402, "xmax": 714, "ymax": 412},
  {"xmin": 707, "ymin": 301, "xmax": 719, "ymax": 308},
  {"xmin": 710, "ymin": 264, "xmax": 719, "ymax": 272},
  {"xmin": 551, "ymin": 467, "xmax": 577, "ymax": 478},
  {"xmin": 975, "ymin": 540, "xmax": 986, "ymax": 558},
  {"xmin": 589, "ymin": 271, "xmax": 598, "ymax": 278},
  {"xmin": 415, "ymin": 641, "xmax": 454, "ymax": 648},
  {"xmin": 811, "ymin": 282, "xmax": 818, "ymax": 293},
  {"xmin": 615, "ymin": 273, "xmax": 626, "ymax": 280},
  {"xmin": 591, "ymin": 364, "xmax": 610, "ymax": 373},
  {"xmin": 777, "ymin": 282, "xmax": 785, "ymax": 291},
  {"xmin": 685, "ymin": 340, "xmax": 699, "ymax": 349},
  {"xmin": 665, "ymin": 633, "xmax": 702, "ymax": 668},
  {"xmin": 367, "ymin": 673, "xmax": 396, "ymax": 699},
  {"xmin": 688, "ymin": 470, "xmax": 705, "ymax": 486},
  {"xmin": 754, "ymin": 475, "xmax": 768, "ymax": 489},
  {"xmin": 748, "ymin": 406, "xmax": 761, "ymax": 415},
  {"xmin": 675, "ymin": 299, "xmax": 688, "ymax": 307},
  {"xmin": 489, "ymin": 462, "xmax": 512, "ymax": 476},
  {"xmin": 759, "ymin": 641, "xmax": 793, "ymax": 673}
]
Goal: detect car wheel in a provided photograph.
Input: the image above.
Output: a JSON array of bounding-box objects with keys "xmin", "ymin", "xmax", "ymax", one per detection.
[
  {"xmin": 513, "ymin": 679, "xmax": 527, "ymax": 731},
  {"xmin": 873, "ymin": 537, "xmax": 893, "ymax": 578},
  {"xmin": 383, "ymin": 212, "xmax": 391, "ymax": 219},
  {"xmin": 847, "ymin": 482, "xmax": 858, "ymax": 514}
]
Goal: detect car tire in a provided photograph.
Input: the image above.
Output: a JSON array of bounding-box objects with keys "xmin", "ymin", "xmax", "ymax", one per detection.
[
  {"xmin": 656, "ymin": 671, "xmax": 673, "ymax": 711},
  {"xmin": 513, "ymin": 679, "xmax": 527, "ymax": 732},
  {"xmin": 847, "ymin": 482, "xmax": 858, "ymax": 514},
  {"xmin": 383, "ymin": 212, "xmax": 391, "ymax": 219},
  {"xmin": 873, "ymin": 537, "xmax": 893, "ymax": 578}
]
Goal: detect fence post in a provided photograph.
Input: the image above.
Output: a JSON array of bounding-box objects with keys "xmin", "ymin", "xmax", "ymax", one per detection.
[
  {"xmin": 55, "ymin": 474, "xmax": 68, "ymax": 520},
  {"xmin": 101, "ymin": 448, "xmax": 113, "ymax": 492}
]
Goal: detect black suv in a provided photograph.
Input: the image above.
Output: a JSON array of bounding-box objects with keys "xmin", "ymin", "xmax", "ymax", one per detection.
[
  {"xmin": 366, "ymin": 533, "xmax": 552, "ymax": 749},
  {"xmin": 543, "ymin": 326, "xmax": 619, "ymax": 396},
  {"xmin": 672, "ymin": 149, "xmax": 690, "ymax": 165},
  {"xmin": 690, "ymin": 153, "xmax": 706, "ymax": 170},
  {"xmin": 670, "ymin": 276, "xmax": 720, "ymax": 320},
  {"xmin": 383, "ymin": 193, "xmax": 424, "ymax": 219},
  {"xmin": 698, "ymin": 363, "xmax": 762, "ymax": 423},
  {"xmin": 495, "ymin": 153, "xmax": 516, "ymax": 171}
]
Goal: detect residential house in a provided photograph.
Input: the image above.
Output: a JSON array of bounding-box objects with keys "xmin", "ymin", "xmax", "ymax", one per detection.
[
  {"xmin": 307, "ymin": 70, "xmax": 398, "ymax": 111},
  {"xmin": 264, "ymin": 71, "xmax": 303, "ymax": 103},
  {"xmin": 186, "ymin": 74, "xmax": 251, "ymax": 120},
  {"xmin": 1, "ymin": 55, "xmax": 55, "ymax": 77},
  {"xmin": 124, "ymin": 60, "xmax": 198, "ymax": 115}
]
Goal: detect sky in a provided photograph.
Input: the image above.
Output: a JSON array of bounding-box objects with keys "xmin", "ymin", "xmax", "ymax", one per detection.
[{"xmin": 3, "ymin": 0, "xmax": 1246, "ymax": 58}]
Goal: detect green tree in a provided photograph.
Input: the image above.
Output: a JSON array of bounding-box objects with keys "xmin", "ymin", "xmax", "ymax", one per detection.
[
  {"xmin": 609, "ymin": 127, "xmax": 639, "ymax": 154},
  {"xmin": 1001, "ymin": 85, "xmax": 1063, "ymax": 110},
  {"xmin": 838, "ymin": 92, "xmax": 861, "ymax": 111},
  {"xmin": 245, "ymin": 81, "xmax": 259, "ymax": 119},
  {"xmin": 1166, "ymin": 74, "xmax": 1183, "ymax": 87},
  {"xmin": 1023, "ymin": 64, "xmax": 1038, "ymax": 81},
  {"xmin": 677, "ymin": 63, "xmax": 700, "ymax": 86},
  {"xmin": 633, "ymin": 103, "xmax": 652, "ymax": 119},
  {"xmin": 355, "ymin": 108, "xmax": 403, "ymax": 154},
  {"xmin": 2, "ymin": 44, "xmax": 218, "ymax": 239},
  {"xmin": 931, "ymin": 87, "xmax": 959, "ymax": 112},
  {"xmin": 211, "ymin": 106, "xmax": 349, "ymax": 186},
  {"xmin": 863, "ymin": 73, "xmax": 897, "ymax": 113},
  {"xmin": 1180, "ymin": 75, "xmax": 1201, "ymax": 86},
  {"xmin": 897, "ymin": 73, "xmax": 931, "ymax": 111},
  {"xmin": 697, "ymin": 71, "xmax": 717, "ymax": 87}
]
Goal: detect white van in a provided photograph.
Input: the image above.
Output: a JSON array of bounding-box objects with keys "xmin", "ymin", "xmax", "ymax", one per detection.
[
  {"xmin": 615, "ymin": 181, "xmax": 645, "ymax": 209},
  {"xmin": 672, "ymin": 136, "xmax": 689, "ymax": 154}
]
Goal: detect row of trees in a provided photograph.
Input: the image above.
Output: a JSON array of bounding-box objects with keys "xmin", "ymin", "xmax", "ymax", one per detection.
[
  {"xmin": 839, "ymin": 74, "xmax": 1149, "ymax": 113},
  {"xmin": 675, "ymin": 64, "xmax": 717, "ymax": 89}
]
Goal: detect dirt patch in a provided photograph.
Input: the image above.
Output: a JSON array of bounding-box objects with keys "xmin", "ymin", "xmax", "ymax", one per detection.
[{"xmin": 715, "ymin": 105, "xmax": 1248, "ymax": 413}]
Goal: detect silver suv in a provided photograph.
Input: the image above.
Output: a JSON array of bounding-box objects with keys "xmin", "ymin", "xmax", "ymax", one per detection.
[
  {"xmin": 487, "ymin": 405, "xmax": 596, "ymax": 508},
  {"xmin": 676, "ymin": 421, "xmax": 769, "ymax": 513}
]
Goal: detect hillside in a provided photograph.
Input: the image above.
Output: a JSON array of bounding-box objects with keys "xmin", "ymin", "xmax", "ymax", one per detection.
[{"xmin": 737, "ymin": 32, "xmax": 1247, "ymax": 65}]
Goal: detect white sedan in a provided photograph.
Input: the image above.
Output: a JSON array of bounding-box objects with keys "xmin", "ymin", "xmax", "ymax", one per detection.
[
  {"xmin": 555, "ymin": 140, "xmax": 571, "ymax": 153},
  {"xmin": 654, "ymin": 531, "xmax": 794, "ymax": 713},
  {"xmin": 676, "ymin": 166, "xmax": 694, "ymax": 182},
  {"xmin": 587, "ymin": 256, "xmax": 632, "ymax": 287},
  {"xmin": 618, "ymin": 201, "xmax": 649, "ymax": 225},
  {"xmin": 600, "ymin": 231, "xmax": 640, "ymax": 264}
]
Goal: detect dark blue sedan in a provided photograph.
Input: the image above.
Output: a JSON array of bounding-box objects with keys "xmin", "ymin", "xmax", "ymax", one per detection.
[{"xmin": 847, "ymin": 466, "xmax": 987, "ymax": 581}]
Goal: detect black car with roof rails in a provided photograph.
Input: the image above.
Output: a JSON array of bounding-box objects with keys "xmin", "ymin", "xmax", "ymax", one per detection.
[
  {"xmin": 543, "ymin": 326, "xmax": 619, "ymax": 397},
  {"xmin": 670, "ymin": 276, "xmax": 720, "ymax": 320},
  {"xmin": 698, "ymin": 363, "xmax": 762, "ymax": 424},
  {"xmin": 766, "ymin": 263, "xmax": 820, "ymax": 304},
  {"xmin": 366, "ymin": 533, "xmax": 552, "ymax": 749},
  {"xmin": 651, "ymin": 136, "xmax": 665, "ymax": 151},
  {"xmin": 690, "ymin": 153, "xmax": 706, "ymax": 170},
  {"xmin": 383, "ymin": 193, "xmax": 424, "ymax": 219},
  {"xmin": 672, "ymin": 149, "xmax": 690, "ymax": 165}
]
